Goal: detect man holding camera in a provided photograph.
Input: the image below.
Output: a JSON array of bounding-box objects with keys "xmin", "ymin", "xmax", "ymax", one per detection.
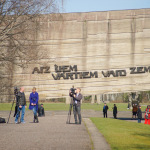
[
  {"xmin": 72, "ymin": 88, "xmax": 82, "ymax": 124},
  {"xmin": 15, "ymin": 87, "xmax": 27, "ymax": 124}
]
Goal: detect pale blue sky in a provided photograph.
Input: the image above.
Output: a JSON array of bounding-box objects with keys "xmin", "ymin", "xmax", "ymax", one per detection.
[{"xmin": 63, "ymin": 0, "xmax": 150, "ymax": 13}]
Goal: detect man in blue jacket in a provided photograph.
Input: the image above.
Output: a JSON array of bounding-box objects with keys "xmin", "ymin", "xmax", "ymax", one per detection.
[
  {"xmin": 73, "ymin": 88, "xmax": 82, "ymax": 124},
  {"xmin": 103, "ymin": 103, "xmax": 109, "ymax": 118},
  {"xmin": 29, "ymin": 87, "xmax": 39, "ymax": 123}
]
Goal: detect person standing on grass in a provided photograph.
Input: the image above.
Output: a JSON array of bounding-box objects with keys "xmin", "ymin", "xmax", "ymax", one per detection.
[
  {"xmin": 144, "ymin": 105, "xmax": 150, "ymax": 125},
  {"xmin": 137, "ymin": 105, "xmax": 142, "ymax": 123},
  {"xmin": 113, "ymin": 104, "xmax": 117, "ymax": 119},
  {"xmin": 29, "ymin": 87, "xmax": 39, "ymax": 123},
  {"xmin": 103, "ymin": 103, "xmax": 109, "ymax": 118}
]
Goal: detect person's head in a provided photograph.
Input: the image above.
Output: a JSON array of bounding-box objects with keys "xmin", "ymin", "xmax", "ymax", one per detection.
[
  {"xmin": 20, "ymin": 87, "xmax": 24, "ymax": 92},
  {"xmin": 138, "ymin": 105, "xmax": 141, "ymax": 109},
  {"xmin": 76, "ymin": 88, "xmax": 81, "ymax": 93},
  {"xmin": 104, "ymin": 103, "xmax": 106, "ymax": 106},
  {"xmin": 114, "ymin": 104, "xmax": 116, "ymax": 106},
  {"xmin": 41, "ymin": 104, "xmax": 43, "ymax": 107},
  {"xmin": 32, "ymin": 87, "xmax": 36, "ymax": 93},
  {"xmin": 148, "ymin": 105, "xmax": 150, "ymax": 109}
]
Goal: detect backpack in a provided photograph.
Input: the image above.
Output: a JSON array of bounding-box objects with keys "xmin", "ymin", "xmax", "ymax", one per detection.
[{"xmin": 0, "ymin": 117, "xmax": 6, "ymax": 123}]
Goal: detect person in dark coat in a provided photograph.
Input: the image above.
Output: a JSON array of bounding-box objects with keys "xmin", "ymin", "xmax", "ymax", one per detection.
[
  {"xmin": 137, "ymin": 105, "xmax": 142, "ymax": 123},
  {"xmin": 15, "ymin": 87, "xmax": 27, "ymax": 124},
  {"xmin": 113, "ymin": 104, "xmax": 117, "ymax": 119},
  {"xmin": 103, "ymin": 103, "xmax": 109, "ymax": 118},
  {"xmin": 29, "ymin": 87, "xmax": 39, "ymax": 123},
  {"xmin": 73, "ymin": 88, "xmax": 82, "ymax": 124}
]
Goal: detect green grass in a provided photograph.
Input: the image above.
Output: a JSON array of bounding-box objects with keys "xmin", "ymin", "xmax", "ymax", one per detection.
[
  {"xmin": 0, "ymin": 103, "xmax": 149, "ymax": 111},
  {"xmin": 91, "ymin": 117, "xmax": 150, "ymax": 150},
  {"xmin": 81, "ymin": 103, "xmax": 134, "ymax": 111}
]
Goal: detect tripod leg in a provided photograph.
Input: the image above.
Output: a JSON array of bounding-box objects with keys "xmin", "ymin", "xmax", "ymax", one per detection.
[
  {"xmin": 69, "ymin": 104, "xmax": 72, "ymax": 123},
  {"xmin": 66, "ymin": 111, "xmax": 70, "ymax": 124},
  {"xmin": 7, "ymin": 97, "xmax": 15, "ymax": 124},
  {"xmin": 68, "ymin": 104, "xmax": 72, "ymax": 124},
  {"xmin": 66, "ymin": 104, "xmax": 72, "ymax": 124}
]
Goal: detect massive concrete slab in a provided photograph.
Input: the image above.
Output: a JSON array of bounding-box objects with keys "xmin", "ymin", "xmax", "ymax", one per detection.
[{"xmin": 1, "ymin": 8, "xmax": 150, "ymax": 102}]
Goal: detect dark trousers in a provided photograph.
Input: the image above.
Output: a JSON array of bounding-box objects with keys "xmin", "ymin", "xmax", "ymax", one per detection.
[
  {"xmin": 73, "ymin": 104, "xmax": 81, "ymax": 124},
  {"xmin": 103, "ymin": 111, "xmax": 107, "ymax": 118},
  {"xmin": 113, "ymin": 113, "xmax": 117, "ymax": 119}
]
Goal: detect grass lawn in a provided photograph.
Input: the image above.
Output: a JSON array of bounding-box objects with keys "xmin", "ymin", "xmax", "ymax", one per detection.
[
  {"xmin": 91, "ymin": 117, "xmax": 150, "ymax": 150},
  {"xmin": 0, "ymin": 103, "xmax": 149, "ymax": 111}
]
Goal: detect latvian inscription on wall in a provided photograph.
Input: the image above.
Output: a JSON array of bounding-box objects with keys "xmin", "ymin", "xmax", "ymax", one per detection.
[
  {"xmin": 32, "ymin": 65, "xmax": 150, "ymax": 79},
  {"xmin": 32, "ymin": 65, "xmax": 98, "ymax": 80}
]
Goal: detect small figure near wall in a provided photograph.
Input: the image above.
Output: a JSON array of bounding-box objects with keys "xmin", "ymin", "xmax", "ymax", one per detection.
[{"xmin": 112, "ymin": 104, "xmax": 117, "ymax": 119}]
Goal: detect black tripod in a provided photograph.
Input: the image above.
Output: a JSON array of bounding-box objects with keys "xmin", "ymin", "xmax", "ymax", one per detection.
[
  {"xmin": 7, "ymin": 90, "xmax": 20, "ymax": 124},
  {"xmin": 7, "ymin": 95, "xmax": 16, "ymax": 124},
  {"xmin": 66, "ymin": 104, "xmax": 73, "ymax": 124}
]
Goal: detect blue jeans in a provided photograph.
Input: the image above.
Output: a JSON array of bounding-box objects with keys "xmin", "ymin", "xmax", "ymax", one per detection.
[
  {"xmin": 33, "ymin": 106, "xmax": 37, "ymax": 117},
  {"xmin": 15, "ymin": 105, "xmax": 25, "ymax": 122},
  {"xmin": 138, "ymin": 119, "xmax": 141, "ymax": 123}
]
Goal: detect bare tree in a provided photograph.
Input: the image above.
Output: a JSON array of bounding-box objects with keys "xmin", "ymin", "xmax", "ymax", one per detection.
[{"xmin": 0, "ymin": 0, "xmax": 64, "ymax": 102}]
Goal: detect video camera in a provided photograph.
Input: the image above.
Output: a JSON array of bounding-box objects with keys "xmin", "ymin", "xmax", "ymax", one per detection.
[
  {"xmin": 14, "ymin": 87, "xmax": 19, "ymax": 96},
  {"xmin": 70, "ymin": 88, "xmax": 76, "ymax": 97}
]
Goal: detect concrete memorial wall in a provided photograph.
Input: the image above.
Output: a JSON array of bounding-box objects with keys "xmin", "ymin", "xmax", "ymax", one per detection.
[{"xmin": 2, "ymin": 8, "xmax": 150, "ymax": 103}]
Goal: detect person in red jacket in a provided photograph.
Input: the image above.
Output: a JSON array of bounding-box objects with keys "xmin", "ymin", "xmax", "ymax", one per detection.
[{"xmin": 144, "ymin": 105, "xmax": 150, "ymax": 125}]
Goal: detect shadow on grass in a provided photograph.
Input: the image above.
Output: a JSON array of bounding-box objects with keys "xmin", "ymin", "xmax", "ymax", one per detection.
[
  {"xmin": 131, "ymin": 144, "xmax": 150, "ymax": 150},
  {"xmin": 134, "ymin": 133, "xmax": 150, "ymax": 138},
  {"xmin": 117, "ymin": 117, "xmax": 144, "ymax": 121}
]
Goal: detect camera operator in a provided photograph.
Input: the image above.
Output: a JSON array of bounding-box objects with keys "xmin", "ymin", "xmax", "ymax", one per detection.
[
  {"xmin": 29, "ymin": 87, "xmax": 39, "ymax": 123},
  {"xmin": 15, "ymin": 87, "xmax": 27, "ymax": 124},
  {"xmin": 73, "ymin": 88, "xmax": 82, "ymax": 124}
]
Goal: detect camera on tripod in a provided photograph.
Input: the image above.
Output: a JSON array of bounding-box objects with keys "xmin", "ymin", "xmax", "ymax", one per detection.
[
  {"xmin": 7, "ymin": 87, "xmax": 19, "ymax": 123},
  {"xmin": 14, "ymin": 87, "xmax": 19, "ymax": 96},
  {"xmin": 70, "ymin": 88, "xmax": 76, "ymax": 97}
]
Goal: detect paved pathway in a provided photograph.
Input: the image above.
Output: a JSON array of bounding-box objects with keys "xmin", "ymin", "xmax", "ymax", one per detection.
[
  {"xmin": 0, "ymin": 110, "xmax": 146, "ymax": 150},
  {"xmin": 0, "ymin": 111, "xmax": 91, "ymax": 150}
]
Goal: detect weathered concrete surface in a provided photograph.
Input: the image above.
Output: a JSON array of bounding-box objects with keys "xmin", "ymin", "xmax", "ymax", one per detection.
[{"xmin": 1, "ymin": 8, "xmax": 150, "ymax": 102}]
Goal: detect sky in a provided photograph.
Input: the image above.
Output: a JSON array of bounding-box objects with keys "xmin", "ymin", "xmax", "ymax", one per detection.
[{"xmin": 63, "ymin": 0, "xmax": 150, "ymax": 13}]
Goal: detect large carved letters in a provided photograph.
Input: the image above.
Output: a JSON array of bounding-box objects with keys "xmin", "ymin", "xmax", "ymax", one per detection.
[
  {"xmin": 32, "ymin": 66, "xmax": 50, "ymax": 74},
  {"xmin": 54, "ymin": 65, "xmax": 77, "ymax": 72},
  {"xmin": 130, "ymin": 66, "xmax": 150, "ymax": 74},
  {"xmin": 102, "ymin": 70, "xmax": 127, "ymax": 77},
  {"xmin": 32, "ymin": 65, "xmax": 150, "ymax": 79}
]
